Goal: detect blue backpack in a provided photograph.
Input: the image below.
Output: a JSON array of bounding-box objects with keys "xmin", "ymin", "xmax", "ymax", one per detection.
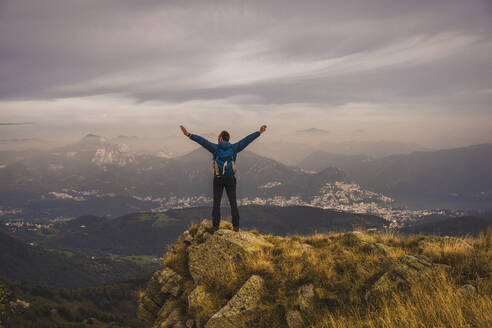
[
  {"xmin": 189, "ymin": 131, "xmax": 261, "ymax": 177},
  {"xmin": 214, "ymin": 143, "xmax": 237, "ymax": 177}
]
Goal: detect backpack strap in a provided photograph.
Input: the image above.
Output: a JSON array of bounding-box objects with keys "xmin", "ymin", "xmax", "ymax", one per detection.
[
  {"xmin": 214, "ymin": 160, "xmax": 220, "ymax": 176},
  {"xmin": 222, "ymin": 160, "xmax": 228, "ymax": 176}
]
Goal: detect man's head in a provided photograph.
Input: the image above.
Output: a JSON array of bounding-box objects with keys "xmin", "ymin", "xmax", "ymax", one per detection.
[{"xmin": 218, "ymin": 130, "xmax": 230, "ymax": 142}]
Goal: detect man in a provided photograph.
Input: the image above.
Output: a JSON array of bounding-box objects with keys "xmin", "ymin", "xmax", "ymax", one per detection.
[{"xmin": 180, "ymin": 125, "xmax": 267, "ymax": 232}]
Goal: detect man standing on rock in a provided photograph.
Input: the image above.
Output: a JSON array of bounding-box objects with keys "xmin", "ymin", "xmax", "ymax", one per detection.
[{"xmin": 180, "ymin": 125, "xmax": 267, "ymax": 232}]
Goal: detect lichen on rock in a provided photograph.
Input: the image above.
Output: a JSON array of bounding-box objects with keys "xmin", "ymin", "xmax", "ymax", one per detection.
[
  {"xmin": 138, "ymin": 268, "xmax": 189, "ymax": 327},
  {"xmin": 297, "ymin": 284, "xmax": 315, "ymax": 312},
  {"xmin": 138, "ymin": 221, "xmax": 273, "ymax": 327},
  {"xmin": 372, "ymin": 255, "xmax": 433, "ymax": 294},
  {"xmin": 188, "ymin": 229, "xmax": 273, "ymax": 289},
  {"xmin": 187, "ymin": 285, "xmax": 213, "ymax": 312},
  {"xmin": 205, "ymin": 275, "xmax": 265, "ymax": 328},
  {"xmin": 286, "ymin": 309, "xmax": 304, "ymax": 328}
]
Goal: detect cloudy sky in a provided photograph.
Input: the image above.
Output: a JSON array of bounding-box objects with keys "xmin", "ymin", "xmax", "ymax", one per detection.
[{"xmin": 1, "ymin": 0, "xmax": 491, "ymax": 149}]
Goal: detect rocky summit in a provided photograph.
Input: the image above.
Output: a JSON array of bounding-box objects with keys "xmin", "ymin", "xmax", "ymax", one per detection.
[
  {"xmin": 138, "ymin": 221, "xmax": 272, "ymax": 328},
  {"xmin": 138, "ymin": 220, "xmax": 491, "ymax": 328}
]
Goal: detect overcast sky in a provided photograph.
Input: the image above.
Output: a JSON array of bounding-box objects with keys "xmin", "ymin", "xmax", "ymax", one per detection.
[{"xmin": 1, "ymin": 0, "xmax": 491, "ymax": 148}]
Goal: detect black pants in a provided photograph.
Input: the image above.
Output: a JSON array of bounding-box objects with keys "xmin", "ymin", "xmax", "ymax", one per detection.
[{"xmin": 212, "ymin": 176, "xmax": 239, "ymax": 228}]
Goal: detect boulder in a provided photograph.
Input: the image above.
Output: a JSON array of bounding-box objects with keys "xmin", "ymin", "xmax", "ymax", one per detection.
[
  {"xmin": 372, "ymin": 255, "xmax": 432, "ymax": 294},
  {"xmin": 158, "ymin": 299, "xmax": 180, "ymax": 320},
  {"xmin": 188, "ymin": 229, "xmax": 273, "ymax": 286},
  {"xmin": 138, "ymin": 270, "xmax": 175, "ymax": 323},
  {"xmin": 158, "ymin": 268, "xmax": 184, "ymax": 297},
  {"xmin": 153, "ymin": 298, "xmax": 188, "ymax": 328},
  {"xmin": 346, "ymin": 231, "xmax": 375, "ymax": 244},
  {"xmin": 286, "ymin": 310, "xmax": 304, "ymax": 328},
  {"xmin": 459, "ymin": 284, "xmax": 476, "ymax": 295},
  {"xmin": 205, "ymin": 275, "xmax": 265, "ymax": 328},
  {"xmin": 341, "ymin": 231, "xmax": 379, "ymax": 253},
  {"xmin": 188, "ymin": 285, "xmax": 214, "ymax": 313},
  {"xmin": 148, "ymin": 270, "xmax": 173, "ymax": 304},
  {"xmin": 141, "ymin": 295, "xmax": 163, "ymax": 316},
  {"xmin": 297, "ymin": 284, "xmax": 315, "ymax": 312},
  {"xmin": 158, "ymin": 307, "xmax": 186, "ymax": 328},
  {"xmin": 401, "ymin": 255, "xmax": 431, "ymax": 270},
  {"xmin": 375, "ymin": 243, "xmax": 394, "ymax": 255},
  {"xmin": 137, "ymin": 268, "xmax": 185, "ymax": 325}
]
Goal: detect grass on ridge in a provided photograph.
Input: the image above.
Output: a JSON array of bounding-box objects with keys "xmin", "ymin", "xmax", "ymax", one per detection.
[{"xmin": 174, "ymin": 222, "xmax": 491, "ymax": 328}]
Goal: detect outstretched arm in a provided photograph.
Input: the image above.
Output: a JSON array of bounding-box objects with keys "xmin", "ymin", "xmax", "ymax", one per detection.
[
  {"xmin": 180, "ymin": 125, "xmax": 217, "ymax": 153},
  {"xmin": 234, "ymin": 125, "xmax": 267, "ymax": 153}
]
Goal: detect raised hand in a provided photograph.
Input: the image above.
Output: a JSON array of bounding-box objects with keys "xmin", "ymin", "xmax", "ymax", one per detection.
[
  {"xmin": 259, "ymin": 125, "xmax": 267, "ymax": 133},
  {"xmin": 180, "ymin": 125, "xmax": 190, "ymax": 137}
]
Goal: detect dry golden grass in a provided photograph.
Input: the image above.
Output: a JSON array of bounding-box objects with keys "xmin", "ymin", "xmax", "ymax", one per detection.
[
  {"xmin": 189, "ymin": 288, "xmax": 226, "ymax": 327},
  {"xmin": 421, "ymin": 237, "xmax": 474, "ymax": 261},
  {"xmin": 316, "ymin": 270, "xmax": 492, "ymax": 328},
  {"xmin": 163, "ymin": 224, "xmax": 492, "ymax": 328},
  {"xmin": 163, "ymin": 241, "xmax": 189, "ymax": 277},
  {"xmin": 245, "ymin": 230, "xmax": 491, "ymax": 328}
]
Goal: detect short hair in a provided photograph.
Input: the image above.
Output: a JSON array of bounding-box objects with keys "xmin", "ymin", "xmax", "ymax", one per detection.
[{"xmin": 219, "ymin": 130, "xmax": 230, "ymax": 141}]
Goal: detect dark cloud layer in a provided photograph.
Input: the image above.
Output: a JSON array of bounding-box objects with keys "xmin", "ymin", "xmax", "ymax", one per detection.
[
  {"xmin": 1, "ymin": 0, "xmax": 491, "ymax": 105},
  {"xmin": 0, "ymin": 0, "xmax": 491, "ymax": 149}
]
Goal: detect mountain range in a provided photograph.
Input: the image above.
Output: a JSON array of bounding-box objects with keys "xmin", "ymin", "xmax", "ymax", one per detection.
[
  {"xmin": 1, "ymin": 135, "xmax": 491, "ymax": 223},
  {"xmin": 299, "ymin": 143, "xmax": 492, "ymax": 209},
  {"xmin": 0, "ymin": 134, "xmax": 352, "ymax": 221}
]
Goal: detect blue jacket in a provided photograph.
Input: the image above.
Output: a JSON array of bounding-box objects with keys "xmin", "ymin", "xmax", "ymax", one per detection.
[{"xmin": 189, "ymin": 131, "xmax": 260, "ymax": 177}]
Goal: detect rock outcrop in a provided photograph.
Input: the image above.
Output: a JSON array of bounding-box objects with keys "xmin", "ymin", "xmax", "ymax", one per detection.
[
  {"xmin": 138, "ymin": 221, "xmax": 475, "ymax": 328},
  {"xmin": 297, "ymin": 284, "xmax": 315, "ymax": 312},
  {"xmin": 205, "ymin": 275, "xmax": 264, "ymax": 328},
  {"xmin": 137, "ymin": 267, "xmax": 189, "ymax": 326},
  {"xmin": 188, "ymin": 229, "xmax": 273, "ymax": 287},
  {"xmin": 138, "ymin": 221, "xmax": 272, "ymax": 327},
  {"xmin": 285, "ymin": 310, "xmax": 304, "ymax": 328},
  {"xmin": 371, "ymin": 255, "xmax": 433, "ymax": 294}
]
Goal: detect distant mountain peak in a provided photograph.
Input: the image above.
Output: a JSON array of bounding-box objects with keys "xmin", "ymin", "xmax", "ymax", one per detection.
[
  {"xmin": 296, "ymin": 128, "xmax": 330, "ymax": 134},
  {"xmin": 82, "ymin": 133, "xmax": 106, "ymax": 143},
  {"xmin": 84, "ymin": 133, "xmax": 103, "ymax": 139},
  {"xmin": 91, "ymin": 143, "xmax": 135, "ymax": 167}
]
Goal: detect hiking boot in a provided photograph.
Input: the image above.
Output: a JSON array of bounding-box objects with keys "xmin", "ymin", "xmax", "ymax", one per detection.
[{"xmin": 233, "ymin": 226, "xmax": 239, "ymax": 232}]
